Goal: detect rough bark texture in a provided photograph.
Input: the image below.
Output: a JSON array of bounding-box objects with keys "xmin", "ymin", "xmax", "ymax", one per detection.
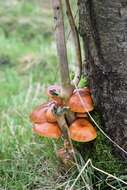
[{"xmin": 79, "ymin": 0, "xmax": 127, "ymax": 159}]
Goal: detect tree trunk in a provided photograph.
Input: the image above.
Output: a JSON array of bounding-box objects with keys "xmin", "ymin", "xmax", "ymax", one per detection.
[{"xmin": 79, "ymin": 0, "xmax": 127, "ymax": 159}]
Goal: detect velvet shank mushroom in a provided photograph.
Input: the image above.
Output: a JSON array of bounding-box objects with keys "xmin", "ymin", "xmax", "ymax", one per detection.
[
  {"xmin": 30, "ymin": 102, "xmax": 57, "ymax": 124},
  {"xmin": 46, "ymin": 102, "xmax": 57, "ymax": 123},
  {"xmin": 76, "ymin": 113, "xmax": 88, "ymax": 118},
  {"xmin": 46, "ymin": 85, "xmax": 62, "ymax": 105},
  {"xmin": 33, "ymin": 122, "xmax": 62, "ymax": 139},
  {"xmin": 30, "ymin": 103, "xmax": 48, "ymax": 124},
  {"xmin": 68, "ymin": 88, "xmax": 94, "ymax": 113},
  {"xmin": 69, "ymin": 119, "xmax": 97, "ymax": 142}
]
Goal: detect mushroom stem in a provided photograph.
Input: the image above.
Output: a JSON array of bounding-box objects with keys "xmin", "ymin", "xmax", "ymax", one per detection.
[
  {"xmin": 56, "ymin": 114, "xmax": 70, "ymax": 141},
  {"xmin": 65, "ymin": 0, "xmax": 82, "ymax": 86},
  {"xmin": 52, "ymin": 0, "xmax": 74, "ymax": 100},
  {"xmin": 52, "ymin": 106, "xmax": 70, "ymax": 139},
  {"xmin": 65, "ymin": 110, "xmax": 75, "ymax": 125}
]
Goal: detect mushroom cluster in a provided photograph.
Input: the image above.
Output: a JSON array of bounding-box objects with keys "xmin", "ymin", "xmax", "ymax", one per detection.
[{"xmin": 30, "ymin": 85, "xmax": 97, "ymax": 143}]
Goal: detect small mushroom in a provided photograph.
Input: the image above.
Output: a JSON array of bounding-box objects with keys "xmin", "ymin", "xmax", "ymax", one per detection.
[
  {"xmin": 69, "ymin": 119, "xmax": 97, "ymax": 142},
  {"xmin": 46, "ymin": 85, "xmax": 62, "ymax": 105},
  {"xmin": 56, "ymin": 140, "xmax": 74, "ymax": 168},
  {"xmin": 33, "ymin": 122, "xmax": 62, "ymax": 139},
  {"xmin": 68, "ymin": 88, "xmax": 94, "ymax": 113},
  {"xmin": 30, "ymin": 103, "xmax": 48, "ymax": 124}
]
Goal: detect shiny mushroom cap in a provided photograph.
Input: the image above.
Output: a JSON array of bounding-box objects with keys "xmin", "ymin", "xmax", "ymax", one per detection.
[
  {"xmin": 46, "ymin": 85, "xmax": 62, "ymax": 105},
  {"xmin": 30, "ymin": 103, "xmax": 48, "ymax": 124},
  {"xmin": 33, "ymin": 122, "xmax": 62, "ymax": 139},
  {"xmin": 69, "ymin": 119, "xmax": 97, "ymax": 142},
  {"xmin": 68, "ymin": 88, "xmax": 94, "ymax": 113},
  {"xmin": 46, "ymin": 102, "xmax": 57, "ymax": 123}
]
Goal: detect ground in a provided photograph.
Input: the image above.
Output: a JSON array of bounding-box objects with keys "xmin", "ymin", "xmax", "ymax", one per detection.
[{"xmin": 0, "ymin": 1, "xmax": 127, "ymax": 190}]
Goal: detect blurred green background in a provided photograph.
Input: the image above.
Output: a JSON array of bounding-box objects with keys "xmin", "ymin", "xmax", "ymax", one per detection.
[{"xmin": 0, "ymin": 1, "xmax": 62, "ymax": 189}]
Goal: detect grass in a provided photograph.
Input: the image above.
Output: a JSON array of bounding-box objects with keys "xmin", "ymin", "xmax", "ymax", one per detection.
[{"xmin": 0, "ymin": 0, "xmax": 127, "ymax": 189}]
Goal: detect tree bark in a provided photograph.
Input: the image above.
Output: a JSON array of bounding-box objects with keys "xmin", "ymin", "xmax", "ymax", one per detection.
[{"xmin": 79, "ymin": 0, "xmax": 127, "ymax": 159}]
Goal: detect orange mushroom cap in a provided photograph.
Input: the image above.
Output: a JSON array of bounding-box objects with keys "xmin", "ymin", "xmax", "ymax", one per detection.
[
  {"xmin": 30, "ymin": 103, "xmax": 48, "ymax": 124},
  {"xmin": 47, "ymin": 85, "xmax": 61, "ymax": 96},
  {"xmin": 69, "ymin": 119, "xmax": 97, "ymax": 142},
  {"xmin": 46, "ymin": 85, "xmax": 62, "ymax": 105},
  {"xmin": 68, "ymin": 88, "xmax": 94, "ymax": 113},
  {"xmin": 73, "ymin": 87, "xmax": 91, "ymax": 94},
  {"xmin": 46, "ymin": 102, "xmax": 57, "ymax": 123},
  {"xmin": 33, "ymin": 122, "xmax": 62, "ymax": 139},
  {"xmin": 76, "ymin": 113, "xmax": 88, "ymax": 118}
]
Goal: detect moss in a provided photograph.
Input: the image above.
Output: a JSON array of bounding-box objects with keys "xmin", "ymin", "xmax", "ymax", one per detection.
[{"xmin": 80, "ymin": 111, "xmax": 127, "ymax": 174}]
